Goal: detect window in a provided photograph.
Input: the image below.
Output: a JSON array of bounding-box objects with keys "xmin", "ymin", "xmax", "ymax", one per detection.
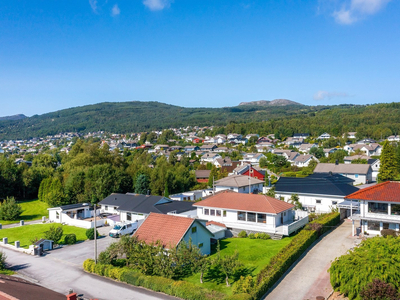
[
  {"xmin": 391, "ymin": 204, "xmax": 400, "ymax": 215},
  {"xmin": 383, "ymin": 223, "xmax": 389, "ymax": 230},
  {"xmin": 367, "ymin": 221, "xmax": 380, "ymax": 231},
  {"xmin": 368, "ymin": 202, "xmax": 388, "ymax": 214},
  {"xmin": 56, "ymin": 211, "xmax": 60, "ymax": 219},
  {"xmin": 223, "ymin": 210, "xmax": 227, "ymax": 217},
  {"xmin": 105, "ymin": 206, "xmax": 108, "ymax": 211},
  {"xmin": 332, "ymin": 201, "xmax": 337, "ymax": 205},
  {"xmin": 257, "ymin": 214, "xmax": 266, "ymax": 223},
  {"xmin": 216, "ymin": 210, "xmax": 221, "ymax": 217},
  {"xmin": 192, "ymin": 227, "xmax": 197, "ymax": 233},
  {"xmin": 355, "ymin": 174, "xmax": 359, "ymax": 178},
  {"xmin": 316, "ymin": 200, "xmax": 322, "ymax": 204},
  {"xmin": 127, "ymin": 213, "xmax": 131, "ymax": 221},
  {"xmin": 247, "ymin": 212, "xmax": 256, "ymax": 222},
  {"xmin": 237, "ymin": 211, "xmax": 246, "ymax": 221},
  {"xmin": 283, "ymin": 212, "xmax": 286, "ymax": 216},
  {"xmin": 198, "ymin": 243, "xmax": 203, "ymax": 248},
  {"xmin": 204, "ymin": 209, "xmax": 209, "ymax": 215},
  {"xmin": 210, "ymin": 209, "xmax": 215, "ymax": 216}
]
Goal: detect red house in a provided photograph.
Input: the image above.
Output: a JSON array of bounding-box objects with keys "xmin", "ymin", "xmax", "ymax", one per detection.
[{"xmin": 233, "ymin": 163, "xmax": 265, "ymax": 181}]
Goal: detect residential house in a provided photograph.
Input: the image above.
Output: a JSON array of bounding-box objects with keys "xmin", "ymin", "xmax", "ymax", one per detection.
[
  {"xmin": 170, "ymin": 189, "xmax": 213, "ymax": 201},
  {"xmin": 195, "ymin": 170, "xmax": 211, "ymax": 183},
  {"xmin": 347, "ymin": 181, "xmax": 400, "ymax": 235},
  {"xmin": 48, "ymin": 203, "xmax": 102, "ymax": 229},
  {"xmin": 184, "ymin": 145, "xmax": 200, "ymax": 153},
  {"xmin": 343, "ymin": 155, "xmax": 371, "ymax": 164},
  {"xmin": 283, "ymin": 137, "xmax": 304, "ymax": 147},
  {"xmin": 293, "ymin": 133, "xmax": 310, "ymax": 139},
  {"xmin": 213, "ymin": 147, "xmax": 229, "ymax": 153},
  {"xmin": 357, "ymin": 138, "xmax": 376, "ymax": 144},
  {"xmin": 292, "ymin": 154, "xmax": 318, "ymax": 167},
  {"xmin": 342, "ymin": 132, "xmax": 357, "ymax": 139},
  {"xmin": 387, "ymin": 135, "xmax": 400, "ymax": 142},
  {"xmin": 214, "ymin": 157, "xmax": 233, "ymax": 168},
  {"xmin": 240, "ymin": 153, "xmax": 266, "ymax": 165},
  {"xmin": 133, "ymin": 213, "xmax": 214, "ymax": 255},
  {"xmin": 246, "ymin": 134, "xmax": 260, "ymax": 140},
  {"xmin": 214, "ymin": 174, "xmax": 264, "ymax": 194},
  {"xmin": 200, "ymin": 153, "xmax": 222, "ymax": 163},
  {"xmin": 274, "ymin": 173, "xmax": 359, "ymax": 216},
  {"xmin": 200, "ymin": 145, "xmax": 217, "ymax": 152},
  {"xmin": 323, "ymin": 148, "xmax": 338, "ymax": 157},
  {"xmin": 193, "ymin": 190, "xmax": 308, "ymax": 236},
  {"xmin": 232, "ymin": 163, "xmax": 266, "ymax": 181},
  {"xmin": 318, "ymin": 133, "xmax": 331, "ymax": 140},
  {"xmin": 98, "ymin": 193, "xmax": 196, "ymax": 223},
  {"xmin": 298, "ymin": 143, "xmax": 317, "ymax": 153},
  {"xmin": 313, "ymin": 163, "xmax": 373, "ymax": 185},
  {"xmin": 227, "ymin": 133, "xmax": 242, "ymax": 140},
  {"xmin": 361, "ymin": 143, "xmax": 382, "ymax": 156},
  {"xmin": 255, "ymin": 142, "xmax": 273, "ymax": 153}
]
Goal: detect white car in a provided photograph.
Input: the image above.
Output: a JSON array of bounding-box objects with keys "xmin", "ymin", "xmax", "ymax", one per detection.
[{"xmin": 109, "ymin": 221, "xmax": 138, "ymax": 238}]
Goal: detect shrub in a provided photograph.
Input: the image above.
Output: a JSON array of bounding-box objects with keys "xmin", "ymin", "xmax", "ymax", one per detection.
[
  {"xmin": 0, "ymin": 197, "xmax": 22, "ymax": 221},
  {"xmin": 86, "ymin": 228, "xmax": 99, "ymax": 240},
  {"xmin": 0, "ymin": 251, "xmax": 6, "ymax": 270},
  {"xmin": 233, "ymin": 275, "xmax": 255, "ymax": 294},
  {"xmin": 44, "ymin": 225, "xmax": 63, "ymax": 244},
  {"xmin": 238, "ymin": 230, "xmax": 247, "ymax": 238},
  {"xmin": 63, "ymin": 234, "xmax": 76, "ymax": 245},
  {"xmin": 360, "ymin": 278, "xmax": 399, "ymax": 300},
  {"xmin": 306, "ymin": 223, "xmax": 323, "ymax": 236},
  {"xmin": 248, "ymin": 233, "xmax": 256, "ymax": 239},
  {"xmin": 311, "ymin": 212, "xmax": 340, "ymax": 235},
  {"xmin": 257, "ymin": 233, "xmax": 270, "ymax": 240},
  {"xmin": 381, "ymin": 229, "xmax": 397, "ymax": 238}
]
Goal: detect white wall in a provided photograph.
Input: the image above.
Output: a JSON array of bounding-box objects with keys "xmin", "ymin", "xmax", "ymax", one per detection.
[
  {"xmin": 215, "ymin": 183, "xmax": 263, "ymax": 194},
  {"xmin": 120, "ymin": 211, "xmax": 147, "ymax": 223},
  {"xmin": 100, "ymin": 204, "xmax": 119, "ymax": 214}
]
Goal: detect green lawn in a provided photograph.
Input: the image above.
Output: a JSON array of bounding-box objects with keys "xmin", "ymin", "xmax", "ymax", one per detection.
[
  {"xmin": 0, "ymin": 199, "xmax": 49, "ymax": 225},
  {"xmin": 183, "ymin": 236, "xmax": 294, "ymax": 294},
  {"xmin": 0, "ymin": 223, "xmax": 88, "ymax": 248}
]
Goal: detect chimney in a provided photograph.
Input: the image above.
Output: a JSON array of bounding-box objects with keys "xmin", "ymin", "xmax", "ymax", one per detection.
[{"xmin": 66, "ymin": 293, "xmax": 77, "ymax": 300}]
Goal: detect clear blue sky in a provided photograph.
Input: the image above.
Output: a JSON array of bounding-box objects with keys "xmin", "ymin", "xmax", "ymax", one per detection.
[{"xmin": 1, "ymin": 0, "xmax": 399, "ymax": 117}]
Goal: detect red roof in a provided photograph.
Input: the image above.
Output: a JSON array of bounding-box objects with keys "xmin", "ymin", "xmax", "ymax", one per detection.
[
  {"xmin": 206, "ymin": 220, "xmax": 227, "ymax": 228},
  {"xmin": 345, "ymin": 181, "xmax": 400, "ymax": 202},
  {"xmin": 133, "ymin": 213, "xmax": 195, "ymax": 248},
  {"xmin": 193, "ymin": 190, "xmax": 294, "ymax": 214}
]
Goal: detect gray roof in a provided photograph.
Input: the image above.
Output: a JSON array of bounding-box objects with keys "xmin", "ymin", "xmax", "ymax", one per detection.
[
  {"xmin": 314, "ymin": 163, "xmax": 371, "ymax": 175},
  {"xmin": 215, "ymin": 174, "xmax": 264, "ymax": 187},
  {"xmin": 195, "ymin": 170, "xmax": 211, "ymax": 178},
  {"xmin": 99, "ymin": 193, "xmax": 194, "ymax": 215}
]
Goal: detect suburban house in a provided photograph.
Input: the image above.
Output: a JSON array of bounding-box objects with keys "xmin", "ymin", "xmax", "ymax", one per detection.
[
  {"xmin": 232, "ymin": 163, "xmax": 266, "ymax": 181},
  {"xmin": 283, "ymin": 137, "xmax": 304, "ymax": 147},
  {"xmin": 317, "ymin": 133, "xmax": 331, "ymax": 139},
  {"xmin": 133, "ymin": 213, "xmax": 214, "ymax": 255},
  {"xmin": 170, "ymin": 189, "xmax": 213, "ymax": 201},
  {"xmin": 184, "ymin": 145, "xmax": 200, "ymax": 153},
  {"xmin": 344, "ymin": 156, "xmax": 380, "ymax": 180},
  {"xmin": 293, "ymin": 133, "xmax": 310, "ymax": 139},
  {"xmin": 387, "ymin": 135, "xmax": 400, "ymax": 142},
  {"xmin": 357, "ymin": 138, "xmax": 376, "ymax": 144},
  {"xmin": 214, "ymin": 174, "xmax": 264, "ymax": 194},
  {"xmin": 240, "ymin": 153, "xmax": 266, "ymax": 165},
  {"xmin": 292, "ymin": 154, "xmax": 318, "ymax": 167},
  {"xmin": 255, "ymin": 142, "xmax": 273, "ymax": 153},
  {"xmin": 200, "ymin": 153, "xmax": 222, "ymax": 163},
  {"xmin": 274, "ymin": 173, "xmax": 359, "ymax": 216},
  {"xmin": 214, "ymin": 157, "xmax": 233, "ymax": 168},
  {"xmin": 346, "ymin": 181, "xmax": 400, "ymax": 236},
  {"xmin": 323, "ymin": 148, "xmax": 338, "ymax": 157},
  {"xmin": 313, "ymin": 163, "xmax": 373, "ymax": 185},
  {"xmin": 200, "ymin": 145, "xmax": 217, "ymax": 152},
  {"xmin": 48, "ymin": 203, "xmax": 103, "ymax": 229},
  {"xmin": 193, "ymin": 190, "xmax": 308, "ymax": 236},
  {"xmin": 195, "ymin": 170, "xmax": 211, "ymax": 183},
  {"xmin": 342, "ymin": 132, "xmax": 357, "ymax": 139},
  {"xmin": 98, "ymin": 193, "xmax": 196, "ymax": 223},
  {"xmin": 298, "ymin": 143, "xmax": 317, "ymax": 153}
]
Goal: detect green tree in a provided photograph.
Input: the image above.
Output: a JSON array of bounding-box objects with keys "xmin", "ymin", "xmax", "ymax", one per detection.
[
  {"xmin": 379, "ymin": 141, "xmax": 398, "ymax": 182},
  {"xmin": 134, "ymin": 174, "xmax": 150, "ymax": 195},
  {"xmin": 44, "ymin": 225, "xmax": 63, "ymax": 244},
  {"xmin": 208, "ymin": 166, "xmax": 219, "ymax": 188},
  {"xmin": 215, "ymin": 245, "xmax": 242, "ymax": 287},
  {"xmin": 0, "ymin": 197, "xmax": 22, "ymax": 221},
  {"xmin": 289, "ymin": 194, "xmax": 303, "ymax": 210}
]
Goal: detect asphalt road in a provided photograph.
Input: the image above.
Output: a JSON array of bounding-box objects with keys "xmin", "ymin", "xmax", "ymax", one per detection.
[
  {"xmin": 264, "ymin": 221, "xmax": 360, "ymax": 300},
  {"xmin": 2, "ymin": 226, "xmax": 177, "ymax": 300}
]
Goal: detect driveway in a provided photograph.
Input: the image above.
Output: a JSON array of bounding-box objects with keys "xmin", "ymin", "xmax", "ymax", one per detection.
[
  {"xmin": 2, "ymin": 225, "xmax": 176, "ymax": 300},
  {"xmin": 264, "ymin": 221, "xmax": 360, "ymax": 300}
]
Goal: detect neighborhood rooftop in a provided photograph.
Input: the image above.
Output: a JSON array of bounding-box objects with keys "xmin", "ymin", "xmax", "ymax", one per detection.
[
  {"xmin": 313, "ymin": 163, "xmax": 371, "ymax": 174},
  {"xmin": 214, "ymin": 174, "xmax": 264, "ymax": 187},
  {"xmin": 345, "ymin": 181, "xmax": 400, "ymax": 202}
]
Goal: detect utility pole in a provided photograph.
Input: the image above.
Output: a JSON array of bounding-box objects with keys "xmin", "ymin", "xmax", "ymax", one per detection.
[{"xmin": 94, "ymin": 204, "xmax": 97, "ymax": 264}]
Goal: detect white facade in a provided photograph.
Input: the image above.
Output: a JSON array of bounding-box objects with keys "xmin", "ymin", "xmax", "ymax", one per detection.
[
  {"xmin": 274, "ymin": 192, "xmax": 344, "ymax": 214},
  {"xmin": 215, "ymin": 182, "xmax": 264, "ymax": 194},
  {"xmin": 170, "ymin": 190, "xmax": 210, "ymax": 201}
]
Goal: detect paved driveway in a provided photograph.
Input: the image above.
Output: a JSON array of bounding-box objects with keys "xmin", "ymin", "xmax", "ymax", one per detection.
[
  {"xmin": 264, "ymin": 221, "xmax": 360, "ymax": 300},
  {"xmin": 2, "ymin": 225, "xmax": 176, "ymax": 300}
]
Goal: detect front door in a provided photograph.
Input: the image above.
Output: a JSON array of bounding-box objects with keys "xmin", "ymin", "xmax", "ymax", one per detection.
[{"xmin": 280, "ymin": 213, "xmax": 283, "ymax": 225}]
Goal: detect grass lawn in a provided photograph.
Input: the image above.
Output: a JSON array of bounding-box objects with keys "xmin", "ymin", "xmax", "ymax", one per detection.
[
  {"xmin": 0, "ymin": 199, "xmax": 49, "ymax": 225},
  {"xmin": 0, "ymin": 223, "xmax": 88, "ymax": 248},
  {"xmin": 183, "ymin": 236, "xmax": 294, "ymax": 294}
]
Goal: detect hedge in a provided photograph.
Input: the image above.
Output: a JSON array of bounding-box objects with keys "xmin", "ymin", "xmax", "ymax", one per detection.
[
  {"xmin": 83, "ymin": 259, "xmax": 236, "ymax": 300},
  {"xmin": 311, "ymin": 212, "xmax": 340, "ymax": 235}
]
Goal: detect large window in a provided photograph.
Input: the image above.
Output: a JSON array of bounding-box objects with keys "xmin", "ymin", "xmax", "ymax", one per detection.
[
  {"xmin": 216, "ymin": 210, "xmax": 221, "ymax": 217},
  {"xmin": 210, "ymin": 209, "xmax": 215, "ymax": 216},
  {"xmin": 367, "ymin": 221, "xmax": 380, "ymax": 231},
  {"xmin": 204, "ymin": 209, "xmax": 209, "ymax": 215},
  {"xmin": 391, "ymin": 204, "xmax": 400, "ymax": 215},
  {"xmin": 257, "ymin": 213, "xmax": 266, "ymax": 223},
  {"xmin": 127, "ymin": 213, "xmax": 131, "ymax": 221},
  {"xmin": 237, "ymin": 211, "xmax": 246, "ymax": 221},
  {"xmin": 368, "ymin": 202, "xmax": 388, "ymax": 214},
  {"xmin": 247, "ymin": 212, "xmax": 256, "ymax": 222}
]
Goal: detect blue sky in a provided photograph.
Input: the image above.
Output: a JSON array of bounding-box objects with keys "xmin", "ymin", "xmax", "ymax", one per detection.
[{"xmin": 1, "ymin": 0, "xmax": 399, "ymax": 117}]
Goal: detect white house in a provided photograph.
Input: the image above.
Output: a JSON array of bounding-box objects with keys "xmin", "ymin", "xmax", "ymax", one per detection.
[
  {"xmin": 170, "ymin": 189, "xmax": 210, "ymax": 201},
  {"xmin": 313, "ymin": 163, "xmax": 373, "ymax": 185},
  {"xmin": 292, "ymin": 154, "xmax": 318, "ymax": 167},
  {"xmin": 200, "ymin": 153, "xmax": 222, "ymax": 163},
  {"xmin": 48, "ymin": 203, "xmax": 103, "ymax": 229},
  {"xmin": 274, "ymin": 174, "xmax": 359, "ymax": 216},
  {"xmin": 387, "ymin": 135, "xmax": 400, "ymax": 142},
  {"xmin": 214, "ymin": 174, "xmax": 264, "ymax": 194},
  {"xmin": 318, "ymin": 133, "xmax": 331, "ymax": 140},
  {"xmin": 240, "ymin": 153, "xmax": 266, "ymax": 165},
  {"xmin": 347, "ymin": 181, "xmax": 400, "ymax": 236},
  {"xmin": 193, "ymin": 190, "xmax": 308, "ymax": 236}
]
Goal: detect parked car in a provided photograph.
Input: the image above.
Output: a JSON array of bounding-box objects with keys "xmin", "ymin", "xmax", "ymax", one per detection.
[{"xmin": 109, "ymin": 221, "xmax": 138, "ymax": 238}]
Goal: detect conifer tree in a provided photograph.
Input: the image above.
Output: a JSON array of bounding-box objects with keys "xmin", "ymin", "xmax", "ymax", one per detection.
[{"xmin": 378, "ymin": 141, "xmax": 398, "ymax": 182}]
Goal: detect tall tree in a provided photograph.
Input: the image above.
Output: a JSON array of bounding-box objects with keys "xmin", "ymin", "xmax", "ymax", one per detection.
[{"xmin": 379, "ymin": 141, "xmax": 398, "ymax": 182}]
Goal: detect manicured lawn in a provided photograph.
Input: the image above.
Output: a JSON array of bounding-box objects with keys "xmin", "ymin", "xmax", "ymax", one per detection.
[
  {"xmin": 183, "ymin": 236, "xmax": 294, "ymax": 294},
  {"xmin": 0, "ymin": 199, "xmax": 49, "ymax": 225},
  {"xmin": 0, "ymin": 223, "xmax": 88, "ymax": 248}
]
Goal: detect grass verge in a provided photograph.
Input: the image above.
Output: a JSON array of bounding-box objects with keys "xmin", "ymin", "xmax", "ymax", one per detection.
[{"xmin": 0, "ymin": 199, "xmax": 49, "ymax": 225}]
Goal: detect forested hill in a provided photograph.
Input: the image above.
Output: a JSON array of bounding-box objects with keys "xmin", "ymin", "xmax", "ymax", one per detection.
[
  {"xmin": 0, "ymin": 101, "xmax": 400, "ymax": 140},
  {"xmin": 0, "ymin": 101, "xmax": 309, "ymax": 139}
]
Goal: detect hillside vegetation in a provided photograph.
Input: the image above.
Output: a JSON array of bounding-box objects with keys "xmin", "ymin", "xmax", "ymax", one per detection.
[{"xmin": 1, "ymin": 101, "xmax": 400, "ymax": 140}]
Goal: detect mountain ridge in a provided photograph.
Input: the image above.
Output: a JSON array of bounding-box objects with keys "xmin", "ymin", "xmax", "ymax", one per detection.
[{"xmin": 238, "ymin": 99, "xmax": 303, "ymax": 106}]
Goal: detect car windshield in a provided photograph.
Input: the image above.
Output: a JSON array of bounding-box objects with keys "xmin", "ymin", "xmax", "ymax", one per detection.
[{"xmin": 113, "ymin": 225, "xmax": 121, "ymax": 230}]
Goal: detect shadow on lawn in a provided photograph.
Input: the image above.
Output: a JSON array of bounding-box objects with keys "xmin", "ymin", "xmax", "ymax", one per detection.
[{"xmin": 203, "ymin": 264, "xmax": 256, "ymax": 284}]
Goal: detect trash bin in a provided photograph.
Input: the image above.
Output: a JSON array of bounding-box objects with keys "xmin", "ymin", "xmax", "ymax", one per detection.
[{"xmin": 33, "ymin": 247, "xmax": 39, "ymax": 256}]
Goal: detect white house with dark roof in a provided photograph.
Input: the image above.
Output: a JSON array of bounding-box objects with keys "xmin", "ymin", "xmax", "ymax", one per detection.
[
  {"xmin": 317, "ymin": 133, "xmax": 331, "ymax": 140},
  {"xmin": 292, "ymin": 154, "xmax": 318, "ymax": 167},
  {"xmin": 240, "ymin": 153, "xmax": 266, "ymax": 165},
  {"xmin": 194, "ymin": 190, "xmax": 308, "ymax": 236},
  {"xmin": 200, "ymin": 153, "xmax": 222, "ymax": 163}
]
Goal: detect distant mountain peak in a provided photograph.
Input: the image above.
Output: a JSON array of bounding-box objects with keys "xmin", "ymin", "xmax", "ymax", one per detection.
[
  {"xmin": 238, "ymin": 99, "xmax": 303, "ymax": 106},
  {"xmin": 0, "ymin": 114, "xmax": 27, "ymax": 121}
]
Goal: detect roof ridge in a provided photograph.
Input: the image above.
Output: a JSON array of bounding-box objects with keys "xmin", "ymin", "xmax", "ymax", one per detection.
[
  {"xmin": 262, "ymin": 194, "xmax": 278, "ymax": 214},
  {"xmin": 345, "ymin": 181, "xmax": 390, "ymax": 199}
]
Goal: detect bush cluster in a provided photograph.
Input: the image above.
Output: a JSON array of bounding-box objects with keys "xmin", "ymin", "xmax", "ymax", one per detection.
[
  {"xmin": 86, "ymin": 228, "xmax": 99, "ymax": 240},
  {"xmin": 248, "ymin": 233, "xmax": 270, "ymax": 240},
  {"xmin": 381, "ymin": 229, "xmax": 398, "ymax": 238},
  {"xmin": 310, "ymin": 212, "xmax": 340, "ymax": 236},
  {"xmin": 63, "ymin": 233, "xmax": 77, "ymax": 245},
  {"xmin": 238, "ymin": 231, "xmax": 247, "ymax": 238}
]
